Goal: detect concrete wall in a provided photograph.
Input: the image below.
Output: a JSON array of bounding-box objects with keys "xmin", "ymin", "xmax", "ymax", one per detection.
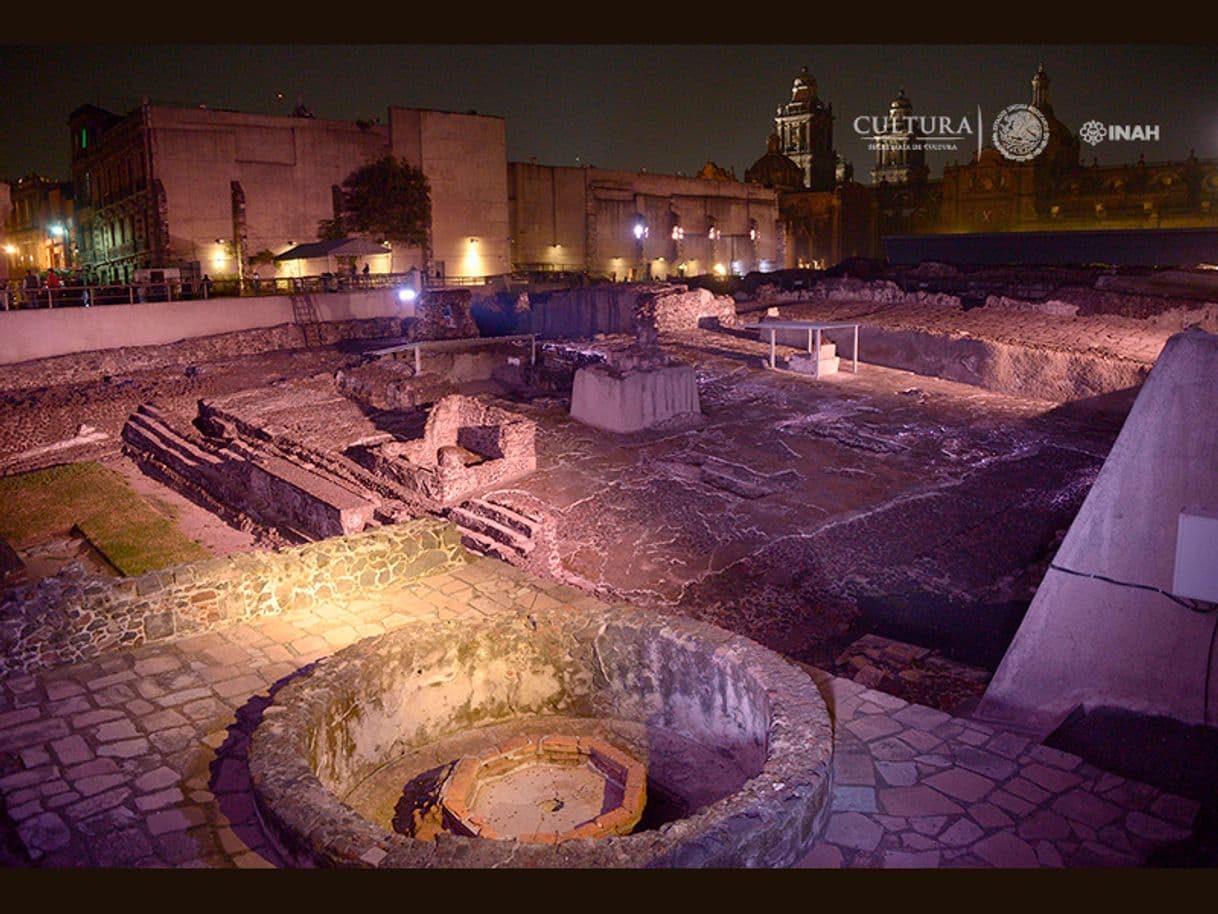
[
  {"xmin": 978, "ymin": 328, "xmax": 1218, "ymax": 734},
  {"xmin": 0, "ymin": 289, "xmax": 411, "ymax": 365},
  {"xmin": 390, "ymin": 108, "xmax": 510, "ymax": 280},
  {"xmin": 150, "ymin": 106, "xmax": 389, "ymax": 273}
]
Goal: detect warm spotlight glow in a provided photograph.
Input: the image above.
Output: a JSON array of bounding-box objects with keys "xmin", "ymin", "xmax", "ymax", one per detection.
[
  {"xmin": 462, "ymin": 238, "xmax": 484, "ymax": 277},
  {"xmin": 3, "ymin": 245, "xmax": 16, "ymax": 255},
  {"xmin": 713, "ymin": 263, "xmax": 727, "ymax": 276},
  {"xmin": 398, "ymin": 288, "xmax": 418, "ymax": 303}
]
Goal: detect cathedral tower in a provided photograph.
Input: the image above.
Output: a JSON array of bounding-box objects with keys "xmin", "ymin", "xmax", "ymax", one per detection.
[
  {"xmin": 774, "ymin": 66, "xmax": 838, "ymax": 192},
  {"xmin": 870, "ymin": 89, "xmax": 928, "ymax": 185}
]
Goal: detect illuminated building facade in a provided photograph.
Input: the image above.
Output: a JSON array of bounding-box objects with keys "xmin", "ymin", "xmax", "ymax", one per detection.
[
  {"xmin": 2, "ymin": 175, "xmax": 75, "ymax": 277},
  {"xmin": 508, "ymin": 162, "xmax": 781, "ymax": 280},
  {"xmin": 68, "ymin": 102, "xmax": 509, "ymax": 284},
  {"xmin": 747, "ymin": 65, "xmax": 1218, "ymax": 267}
]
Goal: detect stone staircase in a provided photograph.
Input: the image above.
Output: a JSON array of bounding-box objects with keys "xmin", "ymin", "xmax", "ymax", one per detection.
[
  {"xmin": 121, "ymin": 404, "xmax": 287, "ymax": 542},
  {"xmin": 788, "ymin": 342, "xmax": 840, "ymax": 378},
  {"xmin": 123, "ymin": 404, "xmax": 379, "ymax": 542},
  {"xmin": 122, "ymin": 404, "xmax": 226, "ymax": 478},
  {"xmin": 445, "ymin": 497, "xmax": 540, "ymax": 563}
]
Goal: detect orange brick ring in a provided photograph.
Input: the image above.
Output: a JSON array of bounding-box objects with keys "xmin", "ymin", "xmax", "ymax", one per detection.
[
  {"xmin": 440, "ymin": 734, "xmax": 648, "ymax": 843},
  {"xmin": 247, "ymin": 602, "xmax": 834, "ymax": 868}
]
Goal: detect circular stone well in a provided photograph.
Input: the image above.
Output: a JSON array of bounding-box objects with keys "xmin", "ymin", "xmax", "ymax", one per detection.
[{"xmin": 248, "ymin": 602, "xmax": 834, "ymax": 868}]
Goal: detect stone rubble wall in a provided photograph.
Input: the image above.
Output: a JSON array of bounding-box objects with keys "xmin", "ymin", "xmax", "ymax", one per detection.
[
  {"xmin": 371, "ymin": 395, "xmax": 537, "ymax": 507},
  {"xmin": 248, "ymin": 603, "xmax": 833, "ymax": 868},
  {"xmin": 644, "ymin": 287, "xmax": 738, "ymax": 332},
  {"xmin": 0, "ymin": 317, "xmax": 401, "ymax": 393},
  {"xmin": 0, "ymin": 519, "xmax": 468, "ymax": 679},
  {"xmin": 334, "ymin": 360, "xmax": 456, "ymax": 411},
  {"xmin": 521, "ymin": 283, "xmax": 738, "ymax": 339},
  {"xmin": 407, "ymin": 290, "xmax": 480, "ymax": 341},
  {"xmin": 753, "ymin": 278, "xmax": 962, "ymax": 310}
]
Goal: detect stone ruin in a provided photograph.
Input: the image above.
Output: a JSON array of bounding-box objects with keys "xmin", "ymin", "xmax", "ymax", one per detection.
[
  {"xmin": 350, "ymin": 394, "xmax": 537, "ymax": 508},
  {"xmin": 248, "ymin": 603, "xmax": 834, "ymax": 867},
  {"xmin": 408, "ymin": 289, "xmax": 480, "ymax": 341},
  {"xmin": 121, "ymin": 372, "xmax": 537, "ymax": 542},
  {"xmin": 569, "ymin": 309, "xmax": 702, "ymax": 434}
]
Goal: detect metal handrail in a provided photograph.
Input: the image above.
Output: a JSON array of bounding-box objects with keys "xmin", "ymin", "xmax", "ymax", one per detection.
[
  {"xmin": 368, "ymin": 333, "xmax": 538, "ymax": 373},
  {"xmin": 0, "ymin": 271, "xmax": 431, "ymax": 311}
]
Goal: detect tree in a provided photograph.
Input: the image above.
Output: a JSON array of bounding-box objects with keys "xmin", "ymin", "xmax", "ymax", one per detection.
[{"xmin": 320, "ymin": 156, "xmax": 432, "ymax": 266}]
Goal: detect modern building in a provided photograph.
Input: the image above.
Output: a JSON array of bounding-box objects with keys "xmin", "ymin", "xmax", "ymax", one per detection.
[
  {"xmin": 67, "ymin": 102, "xmax": 510, "ymax": 285},
  {"xmin": 507, "ymin": 162, "xmax": 781, "ymax": 281},
  {"xmin": 2, "ymin": 175, "xmax": 75, "ymax": 277}
]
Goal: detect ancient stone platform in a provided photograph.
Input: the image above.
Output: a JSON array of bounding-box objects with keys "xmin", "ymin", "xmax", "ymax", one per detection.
[
  {"xmin": 0, "ymin": 556, "xmax": 1201, "ymax": 867},
  {"xmin": 569, "ymin": 364, "xmax": 701, "ymax": 434}
]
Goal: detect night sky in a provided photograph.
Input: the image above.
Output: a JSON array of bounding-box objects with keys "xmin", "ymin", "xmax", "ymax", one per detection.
[{"xmin": 3, "ymin": 45, "xmax": 1217, "ymax": 185}]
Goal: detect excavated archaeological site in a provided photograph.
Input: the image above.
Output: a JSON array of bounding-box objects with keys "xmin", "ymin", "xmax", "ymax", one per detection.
[{"xmin": 1, "ymin": 264, "xmax": 1217, "ymax": 868}]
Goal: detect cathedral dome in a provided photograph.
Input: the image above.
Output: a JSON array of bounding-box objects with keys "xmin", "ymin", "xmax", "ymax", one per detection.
[
  {"xmin": 889, "ymin": 88, "xmax": 913, "ymax": 117},
  {"xmin": 745, "ymin": 134, "xmax": 805, "ymax": 190}
]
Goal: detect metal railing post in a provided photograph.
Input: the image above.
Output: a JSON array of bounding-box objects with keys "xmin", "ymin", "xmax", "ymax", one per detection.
[
  {"xmin": 814, "ymin": 327, "xmax": 821, "ymax": 377},
  {"xmin": 530, "ymin": 335, "xmax": 536, "ymax": 366},
  {"xmin": 853, "ymin": 325, "xmax": 859, "ymax": 373},
  {"xmin": 769, "ymin": 327, "xmax": 776, "ymax": 369},
  {"xmin": 414, "ymin": 345, "xmax": 421, "ymax": 374}
]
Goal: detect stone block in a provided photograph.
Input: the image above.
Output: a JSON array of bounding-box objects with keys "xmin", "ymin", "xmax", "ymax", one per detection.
[{"xmin": 570, "ymin": 364, "xmax": 700, "ymax": 434}]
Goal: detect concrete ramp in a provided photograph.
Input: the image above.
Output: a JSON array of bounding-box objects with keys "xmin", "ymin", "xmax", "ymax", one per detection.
[{"xmin": 977, "ymin": 327, "xmax": 1218, "ymax": 735}]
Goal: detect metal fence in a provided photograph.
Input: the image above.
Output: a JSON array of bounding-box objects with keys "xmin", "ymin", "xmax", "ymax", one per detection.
[{"xmin": 0, "ymin": 271, "xmax": 487, "ymax": 311}]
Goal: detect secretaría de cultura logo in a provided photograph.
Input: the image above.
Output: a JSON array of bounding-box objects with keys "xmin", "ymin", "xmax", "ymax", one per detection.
[{"xmin": 852, "ymin": 101, "xmax": 1162, "ymax": 161}]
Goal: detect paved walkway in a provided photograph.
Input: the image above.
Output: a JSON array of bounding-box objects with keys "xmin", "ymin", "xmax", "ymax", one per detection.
[{"xmin": 0, "ymin": 557, "xmax": 1200, "ymax": 868}]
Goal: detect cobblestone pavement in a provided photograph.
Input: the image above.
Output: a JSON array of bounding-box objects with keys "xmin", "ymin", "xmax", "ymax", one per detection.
[{"xmin": 0, "ymin": 556, "xmax": 1200, "ymax": 868}]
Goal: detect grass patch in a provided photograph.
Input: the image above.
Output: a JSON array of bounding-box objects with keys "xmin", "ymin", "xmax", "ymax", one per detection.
[{"xmin": 0, "ymin": 462, "xmax": 211, "ymax": 576}]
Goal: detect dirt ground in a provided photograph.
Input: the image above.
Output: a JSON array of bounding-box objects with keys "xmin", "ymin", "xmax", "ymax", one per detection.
[
  {"xmin": 0, "ymin": 329, "xmax": 1127, "ymax": 677},
  {"xmin": 13, "ymin": 325, "xmax": 1218, "ymax": 859}
]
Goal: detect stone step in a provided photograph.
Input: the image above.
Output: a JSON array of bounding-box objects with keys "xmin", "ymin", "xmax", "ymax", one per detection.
[
  {"xmin": 447, "ymin": 506, "xmax": 534, "ymax": 556},
  {"xmin": 787, "ymin": 354, "xmax": 840, "ymax": 378},
  {"xmin": 122, "ymin": 411, "xmax": 223, "ymax": 471},
  {"xmin": 458, "ymin": 528, "xmax": 521, "ymax": 563},
  {"xmin": 462, "ymin": 498, "xmax": 539, "ymax": 538}
]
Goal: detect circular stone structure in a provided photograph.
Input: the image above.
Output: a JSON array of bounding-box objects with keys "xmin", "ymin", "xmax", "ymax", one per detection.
[
  {"xmin": 439, "ymin": 734, "xmax": 646, "ymax": 843},
  {"xmin": 248, "ymin": 602, "xmax": 834, "ymax": 868}
]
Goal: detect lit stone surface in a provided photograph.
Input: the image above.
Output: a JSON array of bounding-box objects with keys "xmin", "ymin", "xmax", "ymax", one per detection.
[{"xmin": 440, "ymin": 735, "xmax": 645, "ymax": 842}]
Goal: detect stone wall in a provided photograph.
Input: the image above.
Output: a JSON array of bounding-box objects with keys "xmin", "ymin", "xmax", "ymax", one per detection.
[
  {"xmin": 407, "ymin": 289, "xmax": 480, "ymax": 341},
  {"xmin": 525, "ymin": 285, "xmax": 644, "ymax": 338},
  {"xmin": 123, "ymin": 405, "xmax": 380, "ymax": 541},
  {"xmin": 248, "ymin": 602, "xmax": 832, "ymax": 868},
  {"xmin": 645, "ymin": 287, "xmax": 737, "ymax": 333},
  {"xmin": 0, "ymin": 519, "xmax": 468, "ymax": 678},
  {"xmin": 0, "ymin": 317, "xmax": 401, "ymax": 392},
  {"xmin": 364, "ymin": 395, "xmax": 537, "ymax": 507}
]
